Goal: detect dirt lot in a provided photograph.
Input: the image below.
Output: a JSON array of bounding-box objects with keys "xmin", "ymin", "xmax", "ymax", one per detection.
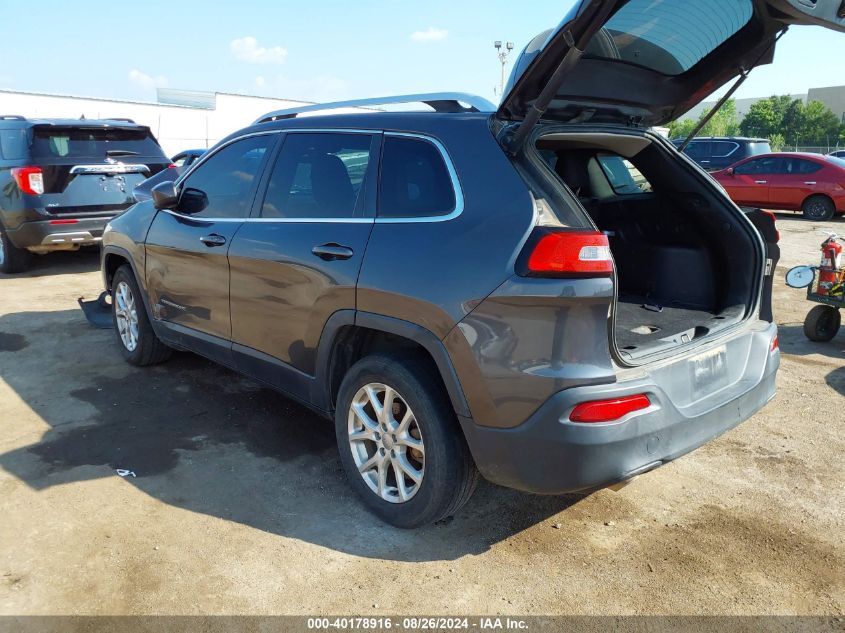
[{"xmin": 1, "ymin": 214, "xmax": 843, "ymax": 616}]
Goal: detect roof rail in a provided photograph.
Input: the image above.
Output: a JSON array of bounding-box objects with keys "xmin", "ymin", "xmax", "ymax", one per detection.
[
  {"xmin": 0, "ymin": 115, "xmax": 25, "ymax": 121},
  {"xmin": 254, "ymin": 92, "xmax": 497, "ymax": 124},
  {"xmin": 104, "ymin": 117, "xmax": 136, "ymax": 123}
]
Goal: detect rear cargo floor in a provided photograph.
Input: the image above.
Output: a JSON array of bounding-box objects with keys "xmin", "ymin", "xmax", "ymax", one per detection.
[{"xmin": 615, "ymin": 297, "xmax": 716, "ymax": 351}]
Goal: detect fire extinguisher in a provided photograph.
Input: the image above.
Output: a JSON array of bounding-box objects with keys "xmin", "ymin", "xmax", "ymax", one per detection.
[{"xmin": 817, "ymin": 234, "xmax": 843, "ymax": 296}]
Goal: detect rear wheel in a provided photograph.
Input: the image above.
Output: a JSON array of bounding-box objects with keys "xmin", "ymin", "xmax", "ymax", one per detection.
[
  {"xmin": 0, "ymin": 227, "xmax": 32, "ymax": 274},
  {"xmin": 111, "ymin": 265, "xmax": 172, "ymax": 365},
  {"xmin": 803, "ymin": 305, "xmax": 841, "ymax": 342},
  {"xmin": 335, "ymin": 353, "xmax": 478, "ymax": 528},
  {"xmin": 802, "ymin": 195, "xmax": 835, "ymax": 221}
]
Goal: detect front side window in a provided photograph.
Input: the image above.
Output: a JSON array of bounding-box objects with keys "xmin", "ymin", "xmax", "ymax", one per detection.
[
  {"xmin": 260, "ymin": 133, "xmax": 375, "ymax": 219},
  {"xmin": 683, "ymin": 141, "xmax": 710, "ymax": 159},
  {"xmin": 378, "ymin": 136, "xmax": 456, "ymax": 219},
  {"xmin": 734, "ymin": 156, "xmax": 781, "ymax": 175},
  {"xmin": 178, "ymin": 135, "xmax": 272, "ymax": 218}
]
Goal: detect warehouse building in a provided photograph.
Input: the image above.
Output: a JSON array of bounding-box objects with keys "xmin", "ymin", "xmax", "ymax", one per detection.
[
  {"xmin": 0, "ymin": 88, "xmax": 365, "ymax": 155},
  {"xmin": 685, "ymin": 84, "xmax": 845, "ymax": 122}
]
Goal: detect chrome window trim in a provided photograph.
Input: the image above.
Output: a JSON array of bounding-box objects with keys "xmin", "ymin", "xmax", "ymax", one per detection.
[
  {"xmin": 375, "ymin": 131, "xmax": 464, "ymax": 224},
  {"xmin": 161, "ymin": 128, "xmax": 464, "ymax": 225}
]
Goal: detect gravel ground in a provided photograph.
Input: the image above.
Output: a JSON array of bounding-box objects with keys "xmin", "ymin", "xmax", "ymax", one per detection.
[{"xmin": 0, "ymin": 214, "xmax": 843, "ymax": 616}]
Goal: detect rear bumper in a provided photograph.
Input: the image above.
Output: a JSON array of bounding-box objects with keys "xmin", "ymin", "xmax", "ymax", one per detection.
[
  {"xmin": 460, "ymin": 321, "xmax": 779, "ymax": 494},
  {"xmin": 4, "ymin": 217, "xmax": 114, "ymax": 250}
]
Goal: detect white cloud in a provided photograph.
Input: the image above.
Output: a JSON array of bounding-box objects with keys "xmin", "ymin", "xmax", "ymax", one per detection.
[
  {"xmin": 230, "ymin": 36, "xmax": 288, "ymax": 64},
  {"xmin": 255, "ymin": 75, "xmax": 266, "ymax": 88},
  {"xmin": 128, "ymin": 69, "xmax": 168, "ymax": 90},
  {"xmin": 410, "ymin": 27, "xmax": 448, "ymax": 42}
]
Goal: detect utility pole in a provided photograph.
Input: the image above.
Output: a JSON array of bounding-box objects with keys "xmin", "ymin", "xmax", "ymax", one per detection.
[{"xmin": 494, "ymin": 41, "xmax": 515, "ymax": 98}]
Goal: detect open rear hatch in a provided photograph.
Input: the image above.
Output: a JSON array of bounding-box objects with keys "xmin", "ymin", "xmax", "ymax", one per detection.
[
  {"xmin": 500, "ymin": 0, "xmax": 843, "ymax": 364},
  {"xmin": 496, "ymin": 0, "xmax": 845, "ymax": 151}
]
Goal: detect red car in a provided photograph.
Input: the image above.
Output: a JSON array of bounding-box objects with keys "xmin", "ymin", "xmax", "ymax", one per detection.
[{"xmin": 712, "ymin": 152, "xmax": 845, "ymax": 221}]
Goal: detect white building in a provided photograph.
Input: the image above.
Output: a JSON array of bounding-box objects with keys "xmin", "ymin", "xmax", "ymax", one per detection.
[{"xmin": 0, "ymin": 88, "xmax": 365, "ymax": 156}]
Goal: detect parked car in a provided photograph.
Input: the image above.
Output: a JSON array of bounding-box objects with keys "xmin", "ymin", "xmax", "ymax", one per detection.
[
  {"xmin": 133, "ymin": 149, "xmax": 206, "ymax": 202},
  {"xmin": 828, "ymin": 150, "xmax": 845, "ymax": 159},
  {"xmin": 0, "ymin": 116, "xmax": 170, "ymax": 273},
  {"xmin": 671, "ymin": 137, "xmax": 772, "ymax": 171},
  {"xmin": 100, "ymin": 0, "xmax": 844, "ymax": 527},
  {"xmin": 712, "ymin": 152, "xmax": 845, "ymax": 220}
]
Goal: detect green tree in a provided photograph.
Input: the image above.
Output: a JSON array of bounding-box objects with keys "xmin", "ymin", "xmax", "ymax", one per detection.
[
  {"xmin": 800, "ymin": 100, "xmax": 842, "ymax": 146},
  {"xmin": 669, "ymin": 99, "xmax": 739, "ymax": 139},
  {"xmin": 668, "ymin": 118, "xmax": 698, "ymax": 139}
]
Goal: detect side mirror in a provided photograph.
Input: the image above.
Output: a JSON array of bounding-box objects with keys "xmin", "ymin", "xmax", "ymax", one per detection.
[
  {"xmin": 785, "ymin": 265, "xmax": 815, "ymax": 289},
  {"xmin": 725, "ymin": 167, "xmax": 734, "ymax": 176},
  {"xmin": 151, "ymin": 181, "xmax": 179, "ymax": 210}
]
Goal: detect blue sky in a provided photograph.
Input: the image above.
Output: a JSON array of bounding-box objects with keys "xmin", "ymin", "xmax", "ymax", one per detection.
[{"xmin": 0, "ymin": 0, "xmax": 842, "ymax": 108}]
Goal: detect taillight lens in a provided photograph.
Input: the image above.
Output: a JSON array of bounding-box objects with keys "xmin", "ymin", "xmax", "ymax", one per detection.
[
  {"xmin": 11, "ymin": 166, "xmax": 44, "ymax": 195},
  {"xmin": 523, "ymin": 229, "xmax": 613, "ymax": 277},
  {"xmin": 569, "ymin": 394, "xmax": 651, "ymax": 423},
  {"xmin": 770, "ymin": 334, "xmax": 779, "ymax": 352},
  {"xmin": 760, "ymin": 210, "xmax": 780, "ymax": 243}
]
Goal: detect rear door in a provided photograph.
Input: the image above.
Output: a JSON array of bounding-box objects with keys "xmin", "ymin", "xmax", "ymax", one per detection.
[
  {"xmin": 144, "ymin": 133, "xmax": 275, "ymax": 363},
  {"xmin": 228, "ymin": 131, "xmax": 380, "ymax": 387},
  {"xmin": 29, "ymin": 125, "xmax": 170, "ymax": 217},
  {"xmin": 768, "ymin": 156, "xmax": 826, "ymax": 210}
]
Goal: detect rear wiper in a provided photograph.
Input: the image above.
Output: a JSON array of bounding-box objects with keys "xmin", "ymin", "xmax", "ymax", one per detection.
[{"xmin": 106, "ymin": 149, "xmax": 140, "ymax": 157}]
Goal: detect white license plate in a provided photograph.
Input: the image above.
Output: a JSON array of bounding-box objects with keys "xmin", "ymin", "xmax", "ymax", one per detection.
[{"xmin": 689, "ymin": 346, "xmax": 728, "ymax": 399}]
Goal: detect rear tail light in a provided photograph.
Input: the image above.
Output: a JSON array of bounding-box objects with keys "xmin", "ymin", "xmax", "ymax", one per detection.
[
  {"xmin": 11, "ymin": 166, "xmax": 44, "ymax": 195},
  {"xmin": 521, "ymin": 229, "xmax": 613, "ymax": 277},
  {"xmin": 760, "ymin": 210, "xmax": 780, "ymax": 242},
  {"xmin": 770, "ymin": 334, "xmax": 779, "ymax": 352},
  {"xmin": 569, "ymin": 394, "xmax": 651, "ymax": 423}
]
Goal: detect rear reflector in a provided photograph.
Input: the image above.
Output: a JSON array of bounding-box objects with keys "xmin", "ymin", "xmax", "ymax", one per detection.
[
  {"xmin": 11, "ymin": 166, "xmax": 44, "ymax": 195},
  {"xmin": 526, "ymin": 230, "xmax": 613, "ymax": 276},
  {"xmin": 569, "ymin": 394, "xmax": 651, "ymax": 423},
  {"xmin": 770, "ymin": 334, "xmax": 779, "ymax": 352},
  {"xmin": 49, "ymin": 219, "xmax": 79, "ymax": 225}
]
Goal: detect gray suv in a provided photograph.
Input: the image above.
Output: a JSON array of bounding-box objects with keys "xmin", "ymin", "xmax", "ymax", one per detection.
[{"xmin": 99, "ymin": 0, "xmax": 844, "ymax": 527}]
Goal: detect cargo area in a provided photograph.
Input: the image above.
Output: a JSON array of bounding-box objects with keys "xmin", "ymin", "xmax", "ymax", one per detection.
[{"xmin": 534, "ymin": 131, "xmax": 762, "ymax": 363}]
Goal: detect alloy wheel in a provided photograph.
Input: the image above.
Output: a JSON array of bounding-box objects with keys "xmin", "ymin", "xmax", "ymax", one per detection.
[
  {"xmin": 114, "ymin": 281, "xmax": 139, "ymax": 352},
  {"xmin": 347, "ymin": 383, "xmax": 425, "ymax": 503}
]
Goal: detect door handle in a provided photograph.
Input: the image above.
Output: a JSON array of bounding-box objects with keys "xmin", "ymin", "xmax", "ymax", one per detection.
[
  {"xmin": 312, "ymin": 243, "xmax": 354, "ymax": 261},
  {"xmin": 804, "ymin": 181, "xmax": 817, "ymax": 185},
  {"xmin": 755, "ymin": 180, "xmax": 767, "ymax": 184},
  {"xmin": 200, "ymin": 234, "xmax": 227, "ymax": 247}
]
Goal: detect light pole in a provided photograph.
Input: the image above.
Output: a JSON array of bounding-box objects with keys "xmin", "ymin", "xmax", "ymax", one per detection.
[{"xmin": 494, "ymin": 41, "xmax": 515, "ymax": 97}]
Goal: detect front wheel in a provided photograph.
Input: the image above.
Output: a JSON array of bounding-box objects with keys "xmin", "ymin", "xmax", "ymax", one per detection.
[
  {"xmin": 0, "ymin": 227, "xmax": 32, "ymax": 274},
  {"xmin": 803, "ymin": 305, "xmax": 841, "ymax": 342},
  {"xmin": 802, "ymin": 195, "xmax": 835, "ymax": 221},
  {"xmin": 111, "ymin": 265, "xmax": 172, "ymax": 365},
  {"xmin": 335, "ymin": 353, "xmax": 478, "ymax": 528}
]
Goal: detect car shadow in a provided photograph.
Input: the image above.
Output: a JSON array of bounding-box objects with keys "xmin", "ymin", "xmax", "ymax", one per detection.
[
  {"xmin": 776, "ymin": 321, "xmax": 844, "ymax": 397},
  {"xmin": 0, "ymin": 308, "xmax": 584, "ymax": 562},
  {"xmin": 0, "ymin": 248, "xmax": 101, "ymax": 278}
]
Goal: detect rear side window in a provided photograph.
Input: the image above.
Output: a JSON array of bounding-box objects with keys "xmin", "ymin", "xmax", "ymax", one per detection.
[
  {"xmin": 178, "ymin": 135, "xmax": 272, "ymax": 218},
  {"xmin": 596, "ymin": 154, "xmax": 652, "ymax": 195},
  {"xmin": 589, "ymin": 0, "xmax": 754, "ymax": 75},
  {"xmin": 710, "ymin": 141, "xmax": 739, "ymax": 158},
  {"xmin": 378, "ymin": 136, "xmax": 456, "ymax": 219},
  {"xmin": 682, "ymin": 141, "xmax": 711, "ymax": 159},
  {"xmin": 30, "ymin": 127, "xmax": 165, "ymax": 159},
  {"xmin": 260, "ymin": 133, "xmax": 375, "ymax": 219},
  {"xmin": 0, "ymin": 129, "xmax": 27, "ymax": 160},
  {"xmin": 787, "ymin": 159, "xmax": 823, "ymax": 175}
]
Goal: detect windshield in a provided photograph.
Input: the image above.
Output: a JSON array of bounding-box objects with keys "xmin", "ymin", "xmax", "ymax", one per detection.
[
  {"xmin": 31, "ymin": 127, "xmax": 165, "ymax": 159},
  {"xmin": 585, "ymin": 0, "xmax": 755, "ymax": 76}
]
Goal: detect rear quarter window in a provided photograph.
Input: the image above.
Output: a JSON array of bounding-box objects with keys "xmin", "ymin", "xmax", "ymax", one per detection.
[
  {"xmin": 0, "ymin": 129, "xmax": 28, "ymax": 160},
  {"xmin": 378, "ymin": 136, "xmax": 456, "ymax": 219}
]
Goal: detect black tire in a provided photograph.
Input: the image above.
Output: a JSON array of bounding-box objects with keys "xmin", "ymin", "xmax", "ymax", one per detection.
[
  {"xmin": 0, "ymin": 227, "xmax": 32, "ymax": 274},
  {"xmin": 335, "ymin": 353, "xmax": 478, "ymax": 528},
  {"xmin": 803, "ymin": 305, "xmax": 841, "ymax": 342},
  {"xmin": 111, "ymin": 265, "xmax": 172, "ymax": 366},
  {"xmin": 802, "ymin": 195, "xmax": 835, "ymax": 221}
]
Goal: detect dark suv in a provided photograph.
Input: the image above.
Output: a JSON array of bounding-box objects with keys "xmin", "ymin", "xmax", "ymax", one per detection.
[
  {"xmin": 100, "ymin": 0, "xmax": 843, "ymax": 527},
  {"xmin": 0, "ymin": 116, "xmax": 170, "ymax": 273},
  {"xmin": 672, "ymin": 137, "xmax": 772, "ymax": 171}
]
